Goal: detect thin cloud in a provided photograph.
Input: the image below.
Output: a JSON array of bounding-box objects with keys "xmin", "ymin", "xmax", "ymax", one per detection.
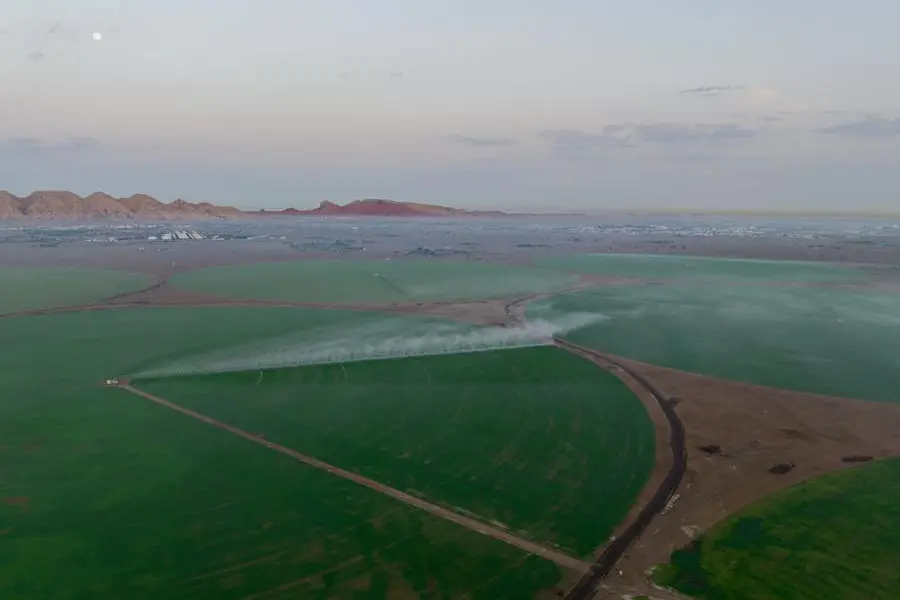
[
  {"xmin": 447, "ymin": 135, "xmax": 517, "ymax": 147},
  {"xmin": 387, "ymin": 71, "xmax": 404, "ymax": 79},
  {"xmin": 745, "ymin": 87, "xmax": 812, "ymax": 112},
  {"xmin": 27, "ymin": 52, "xmax": 45, "ymax": 62},
  {"xmin": 680, "ymin": 85, "xmax": 745, "ymax": 96},
  {"xmin": 538, "ymin": 129, "xmax": 629, "ymax": 159},
  {"xmin": 0, "ymin": 136, "xmax": 100, "ymax": 157},
  {"xmin": 539, "ymin": 122, "xmax": 757, "ymax": 157},
  {"xmin": 682, "ymin": 85, "xmax": 812, "ymax": 113},
  {"xmin": 631, "ymin": 122, "xmax": 757, "ymax": 143},
  {"xmin": 820, "ymin": 115, "xmax": 900, "ymax": 138},
  {"xmin": 45, "ymin": 20, "xmax": 78, "ymax": 42}
]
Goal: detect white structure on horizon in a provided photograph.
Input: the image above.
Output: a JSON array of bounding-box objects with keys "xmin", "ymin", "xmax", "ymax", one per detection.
[{"xmin": 150, "ymin": 230, "xmax": 205, "ymax": 242}]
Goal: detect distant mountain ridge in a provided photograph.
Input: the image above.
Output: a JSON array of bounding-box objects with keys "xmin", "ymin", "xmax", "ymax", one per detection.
[
  {"xmin": 0, "ymin": 192, "xmax": 521, "ymax": 220},
  {"xmin": 252, "ymin": 198, "xmax": 509, "ymax": 218},
  {"xmin": 0, "ymin": 190, "xmax": 242, "ymax": 220}
]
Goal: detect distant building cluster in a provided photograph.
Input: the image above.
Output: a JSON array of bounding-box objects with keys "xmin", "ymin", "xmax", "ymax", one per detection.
[{"xmin": 147, "ymin": 230, "xmax": 207, "ymax": 241}]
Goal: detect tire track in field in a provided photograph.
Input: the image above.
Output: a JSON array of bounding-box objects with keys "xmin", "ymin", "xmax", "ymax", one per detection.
[{"xmin": 117, "ymin": 383, "xmax": 591, "ymax": 573}]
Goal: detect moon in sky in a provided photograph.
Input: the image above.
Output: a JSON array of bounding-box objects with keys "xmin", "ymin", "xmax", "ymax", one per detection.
[{"xmin": 92, "ymin": 32, "xmax": 102, "ymax": 41}]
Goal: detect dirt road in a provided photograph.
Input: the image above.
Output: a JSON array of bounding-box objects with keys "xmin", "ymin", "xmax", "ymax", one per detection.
[
  {"xmin": 503, "ymin": 294, "xmax": 688, "ymax": 599},
  {"xmin": 553, "ymin": 340, "xmax": 687, "ymax": 600},
  {"xmin": 118, "ymin": 383, "xmax": 591, "ymax": 574}
]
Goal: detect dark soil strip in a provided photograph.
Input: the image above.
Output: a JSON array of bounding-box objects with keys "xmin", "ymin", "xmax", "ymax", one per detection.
[{"xmin": 553, "ymin": 339, "xmax": 687, "ymax": 600}]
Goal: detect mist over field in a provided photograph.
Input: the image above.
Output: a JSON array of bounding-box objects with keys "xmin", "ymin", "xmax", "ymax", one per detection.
[
  {"xmin": 133, "ymin": 311, "xmax": 609, "ymax": 378},
  {"xmin": 528, "ymin": 282, "xmax": 900, "ymax": 403}
]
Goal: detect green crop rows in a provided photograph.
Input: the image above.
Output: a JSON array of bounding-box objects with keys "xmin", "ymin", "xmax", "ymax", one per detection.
[
  {"xmin": 653, "ymin": 458, "xmax": 900, "ymax": 600},
  {"xmin": 534, "ymin": 253, "xmax": 870, "ymax": 283},
  {"xmin": 138, "ymin": 345, "xmax": 656, "ymax": 557},
  {"xmin": 0, "ymin": 382, "xmax": 561, "ymax": 599},
  {"xmin": 169, "ymin": 259, "xmax": 578, "ymax": 304},
  {"xmin": 0, "ymin": 266, "xmax": 150, "ymax": 315},
  {"xmin": 529, "ymin": 283, "xmax": 900, "ymax": 403}
]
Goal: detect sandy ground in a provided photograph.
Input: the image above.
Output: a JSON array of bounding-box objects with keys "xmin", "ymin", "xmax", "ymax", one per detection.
[{"xmin": 585, "ymin": 358, "xmax": 900, "ymax": 600}]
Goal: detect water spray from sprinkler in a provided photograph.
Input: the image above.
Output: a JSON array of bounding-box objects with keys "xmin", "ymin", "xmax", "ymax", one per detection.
[{"xmin": 133, "ymin": 312, "xmax": 609, "ymax": 379}]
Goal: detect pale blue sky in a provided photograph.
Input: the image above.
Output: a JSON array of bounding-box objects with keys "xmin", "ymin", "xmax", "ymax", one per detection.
[{"xmin": 3, "ymin": 1, "xmax": 900, "ymax": 211}]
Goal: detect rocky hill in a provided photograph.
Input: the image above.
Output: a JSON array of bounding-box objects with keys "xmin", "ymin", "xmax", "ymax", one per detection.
[
  {"xmin": 252, "ymin": 199, "xmax": 508, "ymax": 217},
  {"xmin": 0, "ymin": 191, "xmax": 242, "ymax": 220}
]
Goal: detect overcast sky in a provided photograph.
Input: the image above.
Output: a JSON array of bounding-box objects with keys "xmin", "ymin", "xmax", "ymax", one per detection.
[{"xmin": 3, "ymin": 1, "xmax": 900, "ymax": 212}]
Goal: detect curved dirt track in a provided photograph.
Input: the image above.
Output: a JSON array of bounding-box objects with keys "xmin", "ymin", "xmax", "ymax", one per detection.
[
  {"xmin": 504, "ymin": 296, "xmax": 688, "ymax": 599},
  {"xmin": 553, "ymin": 340, "xmax": 686, "ymax": 600}
]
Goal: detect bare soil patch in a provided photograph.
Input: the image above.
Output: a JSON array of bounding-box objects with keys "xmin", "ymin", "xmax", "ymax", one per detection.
[
  {"xmin": 104, "ymin": 283, "xmax": 237, "ymax": 306},
  {"xmin": 2, "ymin": 282, "xmax": 526, "ymax": 326},
  {"xmin": 596, "ymin": 357, "xmax": 900, "ymax": 597}
]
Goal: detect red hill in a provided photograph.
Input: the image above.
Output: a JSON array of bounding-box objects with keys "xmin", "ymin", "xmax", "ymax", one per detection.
[{"xmin": 253, "ymin": 199, "xmax": 507, "ymax": 217}]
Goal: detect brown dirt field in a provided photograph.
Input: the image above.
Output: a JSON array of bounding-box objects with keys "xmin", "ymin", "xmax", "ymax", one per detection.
[
  {"xmin": 586, "ymin": 357, "xmax": 900, "ymax": 599},
  {"xmin": 105, "ymin": 283, "xmax": 242, "ymax": 306},
  {"xmin": 2, "ymin": 274, "xmax": 603, "ymax": 329},
  {"xmin": 1, "ymin": 284, "xmax": 528, "ymax": 326}
]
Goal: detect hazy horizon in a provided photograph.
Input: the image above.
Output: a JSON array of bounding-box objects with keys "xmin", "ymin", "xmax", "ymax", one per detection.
[{"xmin": 3, "ymin": 1, "xmax": 900, "ymax": 212}]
